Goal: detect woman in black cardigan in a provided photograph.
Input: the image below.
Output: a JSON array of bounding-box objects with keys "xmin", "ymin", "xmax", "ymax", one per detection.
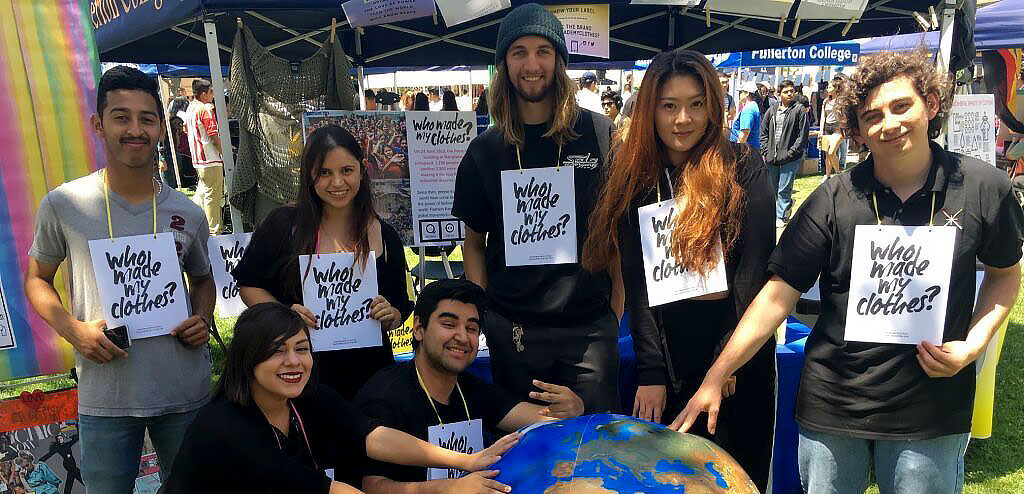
[
  {"xmin": 233, "ymin": 125, "xmax": 413, "ymax": 401},
  {"xmin": 583, "ymin": 49, "xmax": 776, "ymax": 492},
  {"xmin": 161, "ymin": 303, "xmax": 513, "ymax": 494}
]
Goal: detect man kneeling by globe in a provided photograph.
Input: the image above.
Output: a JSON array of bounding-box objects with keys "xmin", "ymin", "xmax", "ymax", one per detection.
[{"xmin": 354, "ymin": 279, "xmax": 585, "ymax": 494}]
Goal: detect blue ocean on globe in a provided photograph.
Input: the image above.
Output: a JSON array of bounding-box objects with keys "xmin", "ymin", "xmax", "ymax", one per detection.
[{"xmin": 492, "ymin": 413, "xmax": 758, "ymax": 493}]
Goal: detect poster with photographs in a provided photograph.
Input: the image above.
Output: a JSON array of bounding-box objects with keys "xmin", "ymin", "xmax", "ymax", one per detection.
[{"xmin": 303, "ymin": 111, "xmax": 414, "ymax": 245}]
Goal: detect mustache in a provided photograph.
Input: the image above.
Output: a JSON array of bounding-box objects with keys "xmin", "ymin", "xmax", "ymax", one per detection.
[{"xmin": 120, "ymin": 136, "xmax": 150, "ymax": 144}]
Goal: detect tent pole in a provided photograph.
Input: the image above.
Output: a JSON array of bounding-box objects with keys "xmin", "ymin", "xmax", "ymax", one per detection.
[
  {"xmin": 203, "ymin": 17, "xmax": 244, "ymax": 232},
  {"xmin": 936, "ymin": 0, "xmax": 956, "ymax": 146},
  {"xmin": 157, "ymin": 76, "xmax": 183, "ymax": 189},
  {"xmin": 358, "ymin": 65, "xmax": 367, "ymax": 110}
]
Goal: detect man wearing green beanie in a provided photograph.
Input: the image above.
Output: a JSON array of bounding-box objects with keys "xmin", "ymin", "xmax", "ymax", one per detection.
[{"xmin": 452, "ymin": 3, "xmax": 622, "ymax": 414}]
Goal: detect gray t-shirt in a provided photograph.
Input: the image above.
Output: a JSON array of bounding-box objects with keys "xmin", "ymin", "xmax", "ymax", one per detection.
[{"xmin": 29, "ymin": 170, "xmax": 212, "ymax": 417}]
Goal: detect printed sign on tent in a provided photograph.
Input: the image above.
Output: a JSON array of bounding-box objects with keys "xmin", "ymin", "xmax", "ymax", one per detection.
[
  {"xmin": 435, "ymin": 0, "xmax": 511, "ymax": 27},
  {"xmin": 300, "ymin": 252, "xmax": 382, "ymax": 352},
  {"xmin": 795, "ymin": 0, "xmax": 869, "ymax": 21},
  {"xmin": 208, "ymin": 233, "xmax": 252, "ymax": 318},
  {"xmin": 546, "ymin": 4, "xmax": 610, "ymax": 58},
  {"xmin": 630, "ymin": 0, "xmax": 700, "ymax": 5},
  {"xmin": 88, "ymin": 233, "xmax": 189, "ymax": 340},
  {"xmin": 500, "ymin": 167, "xmax": 578, "ymax": 266},
  {"xmin": 405, "ymin": 111, "xmax": 476, "ymax": 246},
  {"xmin": 712, "ymin": 0, "xmax": 794, "ymax": 20},
  {"xmin": 949, "ymin": 94, "xmax": 996, "ymax": 167},
  {"xmin": 638, "ymin": 199, "xmax": 728, "ymax": 306},
  {"xmin": 427, "ymin": 419, "xmax": 484, "ymax": 480},
  {"xmin": 342, "ymin": 0, "xmax": 435, "ymax": 28},
  {"xmin": 0, "ymin": 272, "xmax": 16, "ymax": 350},
  {"xmin": 845, "ymin": 225, "xmax": 956, "ymax": 345}
]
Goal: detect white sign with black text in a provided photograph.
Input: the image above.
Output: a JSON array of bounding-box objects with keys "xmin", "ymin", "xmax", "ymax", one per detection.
[
  {"xmin": 208, "ymin": 233, "xmax": 252, "ymax": 318},
  {"xmin": 949, "ymin": 94, "xmax": 996, "ymax": 167},
  {"xmin": 427, "ymin": 419, "xmax": 483, "ymax": 480},
  {"xmin": 500, "ymin": 167, "xmax": 578, "ymax": 266},
  {"xmin": 639, "ymin": 199, "xmax": 728, "ymax": 306},
  {"xmin": 845, "ymin": 225, "xmax": 956, "ymax": 345},
  {"xmin": 299, "ymin": 252, "xmax": 382, "ymax": 352},
  {"xmin": 88, "ymin": 233, "xmax": 189, "ymax": 340}
]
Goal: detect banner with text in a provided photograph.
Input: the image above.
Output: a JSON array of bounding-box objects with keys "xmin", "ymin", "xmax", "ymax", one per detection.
[
  {"xmin": 713, "ymin": 0, "xmax": 794, "ymax": 20},
  {"xmin": 88, "ymin": 233, "xmax": 189, "ymax": 340},
  {"xmin": 741, "ymin": 42, "xmax": 860, "ymax": 67},
  {"xmin": 546, "ymin": 4, "xmax": 609, "ymax": 58},
  {"xmin": 845, "ymin": 225, "xmax": 955, "ymax": 345},
  {"xmin": 405, "ymin": 111, "xmax": 475, "ymax": 246},
  {"xmin": 949, "ymin": 94, "xmax": 996, "ymax": 167},
  {"xmin": 208, "ymin": 233, "xmax": 252, "ymax": 318},
  {"xmin": 500, "ymin": 167, "xmax": 578, "ymax": 266},
  {"xmin": 342, "ymin": 0, "xmax": 435, "ymax": 28},
  {"xmin": 300, "ymin": 253, "xmax": 382, "ymax": 352},
  {"xmin": 435, "ymin": 0, "xmax": 511, "ymax": 27}
]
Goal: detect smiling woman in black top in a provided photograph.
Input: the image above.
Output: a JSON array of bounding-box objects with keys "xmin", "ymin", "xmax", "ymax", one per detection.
[
  {"xmin": 161, "ymin": 303, "xmax": 514, "ymax": 494},
  {"xmin": 583, "ymin": 49, "xmax": 776, "ymax": 492},
  {"xmin": 232, "ymin": 125, "xmax": 412, "ymax": 400}
]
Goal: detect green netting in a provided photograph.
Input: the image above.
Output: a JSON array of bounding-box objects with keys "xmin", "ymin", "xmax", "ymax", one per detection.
[{"xmin": 228, "ymin": 25, "xmax": 356, "ymax": 229}]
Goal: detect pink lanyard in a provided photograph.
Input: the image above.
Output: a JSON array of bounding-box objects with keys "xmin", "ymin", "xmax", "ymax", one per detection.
[{"xmin": 269, "ymin": 401, "xmax": 318, "ymax": 471}]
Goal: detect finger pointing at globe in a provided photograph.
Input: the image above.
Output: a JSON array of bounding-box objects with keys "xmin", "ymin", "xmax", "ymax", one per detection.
[{"xmin": 531, "ymin": 380, "xmax": 585, "ymax": 419}]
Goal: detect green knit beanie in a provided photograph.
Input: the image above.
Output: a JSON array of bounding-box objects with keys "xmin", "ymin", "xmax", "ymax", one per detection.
[{"xmin": 494, "ymin": 3, "xmax": 568, "ymax": 66}]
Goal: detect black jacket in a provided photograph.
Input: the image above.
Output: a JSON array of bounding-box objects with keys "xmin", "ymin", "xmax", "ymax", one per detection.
[{"xmin": 759, "ymin": 101, "xmax": 810, "ymax": 166}]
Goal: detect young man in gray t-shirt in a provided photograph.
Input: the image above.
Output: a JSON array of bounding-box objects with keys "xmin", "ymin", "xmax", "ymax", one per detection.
[{"xmin": 24, "ymin": 66, "xmax": 216, "ymax": 492}]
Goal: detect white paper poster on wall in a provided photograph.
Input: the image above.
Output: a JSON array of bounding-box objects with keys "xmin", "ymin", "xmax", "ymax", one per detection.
[
  {"xmin": 342, "ymin": 0, "xmax": 435, "ymax": 28},
  {"xmin": 795, "ymin": 0, "xmax": 869, "ymax": 21},
  {"xmin": 546, "ymin": 4, "xmax": 610, "ymax": 58},
  {"xmin": 435, "ymin": 0, "xmax": 511, "ymax": 27},
  {"xmin": 638, "ymin": 199, "xmax": 728, "ymax": 306},
  {"xmin": 88, "ymin": 233, "xmax": 190, "ymax": 340},
  {"xmin": 208, "ymin": 233, "xmax": 252, "ymax": 318},
  {"xmin": 405, "ymin": 111, "xmax": 475, "ymax": 246},
  {"xmin": 500, "ymin": 167, "xmax": 578, "ymax": 266},
  {"xmin": 299, "ymin": 252, "xmax": 382, "ymax": 352},
  {"xmin": 845, "ymin": 225, "xmax": 956, "ymax": 345},
  {"xmin": 949, "ymin": 94, "xmax": 996, "ymax": 167},
  {"xmin": 0, "ymin": 272, "xmax": 16, "ymax": 350}
]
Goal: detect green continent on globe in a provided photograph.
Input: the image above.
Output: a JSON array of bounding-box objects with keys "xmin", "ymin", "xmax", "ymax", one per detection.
[{"xmin": 492, "ymin": 413, "xmax": 759, "ymax": 493}]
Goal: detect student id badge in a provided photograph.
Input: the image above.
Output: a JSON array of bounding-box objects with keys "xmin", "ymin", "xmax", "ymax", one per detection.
[
  {"xmin": 427, "ymin": 419, "xmax": 484, "ymax": 480},
  {"xmin": 638, "ymin": 199, "xmax": 728, "ymax": 306},
  {"xmin": 500, "ymin": 166, "xmax": 578, "ymax": 266},
  {"xmin": 844, "ymin": 224, "xmax": 956, "ymax": 345}
]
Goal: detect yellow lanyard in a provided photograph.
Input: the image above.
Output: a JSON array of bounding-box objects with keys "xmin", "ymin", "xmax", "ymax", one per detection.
[
  {"xmin": 655, "ymin": 169, "xmax": 674, "ymax": 203},
  {"xmin": 415, "ymin": 363, "xmax": 470, "ymax": 426},
  {"xmin": 102, "ymin": 169, "xmax": 158, "ymax": 240},
  {"xmin": 871, "ymin": 190, "xmax": 937, "ymax": 227},
  {"xmin": 514, "ymin": 142, "xmax": 563, "ymax": 174}
]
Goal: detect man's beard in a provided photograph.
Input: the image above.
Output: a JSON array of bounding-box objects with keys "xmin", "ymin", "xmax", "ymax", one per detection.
[{"xmin": 512, "ymin": 77, "xmax": 554, "ymax": 103}]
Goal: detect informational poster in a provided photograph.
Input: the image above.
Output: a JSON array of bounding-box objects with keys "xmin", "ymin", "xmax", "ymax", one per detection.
[
  {"xmin": 845, "ymin": 225, "xmax": 956, "ymax": 345},
  {"xmin": 500, "ymin": 167, "xmax": 578, "ymax": 266},
  {"xmin": 208, "ymin": 233, "xmax": 253, "ymax": 318},
  {"xmin": 638, "ymin": 199, "xmax": 728, "ymax": 306},
  {"xmin": 546, "ymin": 4, "xmax": 609, "ymax": 58},
  {"xmin": 427, "ymin": 419, "xmax": 484, "ymax": 480},
  {"xmin": 405, "ymin": 111, "xmax": 475, "ymax": 246},
  {"xmin": 435, "ymin": 0, "xmax": 511, "ymax": 26},
  {"xmin": 342, "ymin": 0, "xmax": 435, "ymax": 28},
  {"xmin": 303, "ymin": 111, "xmax": 414, "ymax": 245},
  {"xmin": 0, "ymin": 272, "xmax": 16, "ymax": 350},
  {"xmin": 949, "ymin": 94, "xmax": 996, "ymax": 167},
  {"xmin": 299, "ymin": 252, "xmax": 382, "ymax": 352},
  {"xmin": 88, "ymin": 233, "xmax": 189, "ymax": 340},
  {"xmin": 795, "ymin": 0, "xmax": 869, "ymax": 21}
]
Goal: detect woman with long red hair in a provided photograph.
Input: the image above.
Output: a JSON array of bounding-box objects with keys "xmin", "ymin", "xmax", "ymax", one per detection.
[{"xmin": 583, "ymin": 48, "xmax": 776, "ymax": 490}]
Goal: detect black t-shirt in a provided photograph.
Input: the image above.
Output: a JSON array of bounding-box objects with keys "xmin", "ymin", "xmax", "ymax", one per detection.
[
  {"xmin": 618, "ymin": 144, "xmax": 776, "ymax": 388},
  {"xmin": 231, "ymin": 206, "xmax": 414, "ymax": 400},
  {"xmin": 161, "ymin": 384, "xmax": 380, "ymax": 494},
  {"xmin": 451, "ymin": 110, "xmax": 613, "ymax": 326},
  {"xmin": 770, "ymin": 142, "xmax": 1024, "ymax": 440},
  {"xmin": 353, "ymin": 361, "xmax": 521, "ymax": 483}
]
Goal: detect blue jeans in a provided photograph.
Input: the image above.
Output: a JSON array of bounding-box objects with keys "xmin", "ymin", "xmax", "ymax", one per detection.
[
  {"xmin": 79, "ymin": 410, "xmax": 199, "ymax": 493},
  {"xmin": 769, "ymin": 158, "xmax": 801, "ymax": 221},
  {"xmin": 798, "ymin": 427, "xmax": 969, "ymax": 494},
  {"xmin": 838, "ymin": 138, "xmax": 849, "ymax": 169}
]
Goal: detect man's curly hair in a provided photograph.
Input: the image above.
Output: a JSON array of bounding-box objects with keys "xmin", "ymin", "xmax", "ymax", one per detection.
[{"xmin": 835, "ymin": 49, "xmax": 952, "ymax": 139}]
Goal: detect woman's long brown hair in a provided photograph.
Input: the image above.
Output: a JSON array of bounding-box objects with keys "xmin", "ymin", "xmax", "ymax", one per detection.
[{"xmin": 583, "ymin": 49, "xmax": 745, "ymax": 276}]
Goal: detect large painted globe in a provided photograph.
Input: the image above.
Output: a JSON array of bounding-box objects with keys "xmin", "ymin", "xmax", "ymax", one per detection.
[{"xmin": 493, "ymin": 414, "xmax": 758, "ymax": 493}]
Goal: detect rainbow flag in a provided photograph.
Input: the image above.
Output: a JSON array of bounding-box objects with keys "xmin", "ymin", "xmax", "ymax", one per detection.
[{"xmin": 0, "ymin": 0, "xmax": 101, "ymax": 380}]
